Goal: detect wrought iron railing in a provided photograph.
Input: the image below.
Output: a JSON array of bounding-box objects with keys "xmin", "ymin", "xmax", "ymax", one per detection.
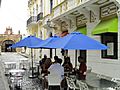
[
  {"xmin": 27, "ymin": 16, "xmax": 37, "ymax": 26},
  {"xmin": 37, "ymin": 12, "xmax": 43, "ymax": 22}
]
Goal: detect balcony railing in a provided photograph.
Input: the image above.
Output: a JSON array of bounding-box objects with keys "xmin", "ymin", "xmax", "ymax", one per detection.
[
  {"xmin": 27, "ymin": 16, "xmax": 37, "ymax": 26},
  {"xmin": 37, "ymin": 12, "xmax": 43, "ymax": 22},
  {"xmin": 51, "ymin": 0, "xmax": 90, "ymax": 19}
]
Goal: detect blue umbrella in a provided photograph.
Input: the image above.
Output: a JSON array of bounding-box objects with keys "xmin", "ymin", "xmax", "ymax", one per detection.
[
  {"xmin": 10, "ymin": 41, "xmax": 23, "ymax": 48},
  {"xmin": 11, "ymin": 35, "xmax": 43, "ymax": 48},
  {"xmin": 29, "ymin": 36, "xmax": 60, "ymax": 56},
  {"xmin": 45, "ymin": 32, "xmax": 108, "ymax": 50},
  {"xmin": 43, "ymin": 32, "xmax": 108, "ymax": 68},
  {"xmin": 10, "ymin": 35, "xmax": 43, "ymax": 77},
  {"xmin": 29, "ymin": 36, "xmax": 60, "ymax": 48}
]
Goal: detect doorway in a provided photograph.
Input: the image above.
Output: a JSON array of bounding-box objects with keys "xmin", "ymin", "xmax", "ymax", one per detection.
[{"xmin": 2, "ymin": 40, "xmax": 16, "ymax": 52}]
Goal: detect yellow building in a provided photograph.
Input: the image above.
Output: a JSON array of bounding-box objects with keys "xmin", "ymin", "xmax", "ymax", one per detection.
[
  {"xmin": 0, "ymin": 27, "xmax": 22, "ymax": 52},
  {"xmin": 27, "ymin": 0, "xmax": 40, "ymax": 60},
  {"xmin": 27, "ymin": 0, "xmax": 120, "ymax": 79}
]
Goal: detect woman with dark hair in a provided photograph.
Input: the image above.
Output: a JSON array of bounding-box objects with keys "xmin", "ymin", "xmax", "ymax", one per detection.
[
  {"xmin": 62, "ymin": 57, "xmax": 73, "ymax": 72},
  {"xmin": 77, "ymin": 56, "xmax": 87, "ymax": 80}
]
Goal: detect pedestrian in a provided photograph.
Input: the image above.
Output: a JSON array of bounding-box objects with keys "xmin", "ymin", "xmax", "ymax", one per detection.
[
  {"xmin": 48, "ymin": 56, "xmax": 64, "ymax": 90},
  {"xmin": 77, "ymin": 56, "xmax": 87, "ymax": 80}
]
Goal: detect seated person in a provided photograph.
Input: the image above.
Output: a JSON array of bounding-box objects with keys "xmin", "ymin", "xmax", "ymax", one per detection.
[
  {"xmin": 41, "ymin": 58, "xmax": 52, "ymax": 90},
  {"xmin": 62, "ymin": 57, "xmax": 73, "ymax": 72},
  {"xmin": 42, "ymin": 58, "xmax": 52, "ymax": 76},
  {"xmin": 77, "ymin": 56, "xmax": 87, "ymax": 80},
  {"xmin": 39, "ymin": 54, "xmax": 47, "ymax": 74}
]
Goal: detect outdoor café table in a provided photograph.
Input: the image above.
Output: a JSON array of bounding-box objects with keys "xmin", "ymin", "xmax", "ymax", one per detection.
[{"xmin": 64, "ymin": 70, "xmax": 74, "ymax": 76}]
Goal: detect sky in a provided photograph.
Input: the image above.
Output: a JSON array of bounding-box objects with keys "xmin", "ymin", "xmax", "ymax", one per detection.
[{"xmin": 0, "ymin": 0, "xmax": 28, "ymax": 34}]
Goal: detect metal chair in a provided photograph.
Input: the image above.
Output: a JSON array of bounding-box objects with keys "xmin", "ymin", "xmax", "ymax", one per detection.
[{"xmin": 66, "ymin": 77, "xmax": 80, "ymax": 90}]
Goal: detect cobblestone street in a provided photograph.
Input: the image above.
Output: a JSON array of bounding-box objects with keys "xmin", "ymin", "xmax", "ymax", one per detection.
[
  {"xmin": 0, "ymin": 52, "xmax": 42, "ymax": 90},
  {"xmin": 1, "ymin": 52, "xmax": 120, "ymax": 90},
  {"xmin": 0, "ymin": 60, "xmax": 9, "ymax": 90}
]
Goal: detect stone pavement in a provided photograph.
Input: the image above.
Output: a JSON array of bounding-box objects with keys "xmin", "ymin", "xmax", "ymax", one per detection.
[
  {"xmin": 0, "ymin": 52, "xmax": 42, "ymax": 90},
  {"xmin": 1, "ymin": 52, "xmax": 120, "ymax": 90},
  {"xmin": 0, "ymin": 58, "xmax": 10, "ymax": 90},
  {"xmin": 21, "ymin": 70, "xmax": 42, "ymax": 90}
]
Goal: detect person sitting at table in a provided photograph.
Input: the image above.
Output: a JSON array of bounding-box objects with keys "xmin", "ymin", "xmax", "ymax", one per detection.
[
  {"xmin": 62, "ymin": 56, "xmax": 73, "ymax": 72},
  {"xmin": 39, "ymin": 54, "xmax": 47, "ymax": 73},
  {"xmin": 39, "ymin": 54, "xmax": 47, "ymax": 66},
  {"xmin": 42, "ymin": 58, "xmax": 52, "ymax": 76},
  {"xmin": 42, "ymin": 58, "xmax": 52, "ymax": 90},
  {"xmin": 77, "ymin": 56, "xmax": 87, "ymax": 80}
]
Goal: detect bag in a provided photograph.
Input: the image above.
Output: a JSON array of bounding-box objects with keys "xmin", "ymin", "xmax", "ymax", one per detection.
[{"xmin": 61, "ymin": 77, "xmax": 68, "ymax": 88}]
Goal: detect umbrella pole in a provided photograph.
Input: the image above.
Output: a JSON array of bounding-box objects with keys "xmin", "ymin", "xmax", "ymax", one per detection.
[
  {"xmin": 75, "ymin": 50, "xmax": 77, "ymax": 69},
  {"xmin": 31, "ymin": 48, "xmax": 34, "ymax": 77},
  {"xmin": 55, "ymin": 49, "xmax": 56, "ymax": 56}
]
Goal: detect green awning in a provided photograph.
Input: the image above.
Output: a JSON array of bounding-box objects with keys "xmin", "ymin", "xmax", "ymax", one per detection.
[
  {"xmin": 76, "ymin": 27, "xmax": 87, "ymax": 35},
  {"xmin": 92, "ymin": 18, "xmax": 118, "ymax": 35}
]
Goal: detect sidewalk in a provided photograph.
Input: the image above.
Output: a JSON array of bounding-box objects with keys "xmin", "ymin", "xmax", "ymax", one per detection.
[
  {"xmin": 86, "ymin": 72, "xmax": 119, "ymax": 90},
  {"xmin": 18, "ymin": 52, "xmax": 120, "ymax": 89}
]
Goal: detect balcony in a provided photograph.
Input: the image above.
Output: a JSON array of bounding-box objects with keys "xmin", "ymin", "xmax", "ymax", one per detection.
[
  {"xmin": 27, "ymin": 16, "xmax": 37, "ymax": 26},
  {"xmin": 51, "ymin": 0, "xmax": 91, "ymax": 19},
  {"xmin": 37, "ymin": 12, "xmax": 43, "ymax": 22}
]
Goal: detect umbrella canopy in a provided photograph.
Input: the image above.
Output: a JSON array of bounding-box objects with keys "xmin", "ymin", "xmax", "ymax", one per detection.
[
  {"xmin": 10, "ymin": 35, "xmax": 43, "ymax": 78},
  {"xmin": 44, "ymin": 32, "xmax": 108, "ymax": 50},
  {"xmin": 11, "ymin": 35, "xmax": 43, "ymax": 48},
  {"xmin": 10, "ymin": 41, "xmax": 23, "ymax": 48},
  {"xmin": 29, "ymin": 36, "xmax": 60, "ymax": 48}
]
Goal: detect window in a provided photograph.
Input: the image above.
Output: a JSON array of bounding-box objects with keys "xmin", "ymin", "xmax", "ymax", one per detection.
[
  {"xmin": 36, "ymin": 4, "xmax": 38, "ymax": 14},
  {"xmin": 50, "ymin": 0, "xmax": 53, "ymax": 13},
  {"xmin": 79, "ymin": 50, "xmax": 87, "ymax": 62},
  {"xmin": 40, "ymin": 0, "xmax": 43, "ymax": 12},
  {"xmin": 101, "ymin": 33, "xmax": 118, "ymax": 59}
]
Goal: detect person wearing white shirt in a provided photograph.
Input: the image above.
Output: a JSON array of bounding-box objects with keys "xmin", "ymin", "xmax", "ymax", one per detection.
[{"xmin": 48, "ymin": 56, "xmax": 64, "ymax": 90}]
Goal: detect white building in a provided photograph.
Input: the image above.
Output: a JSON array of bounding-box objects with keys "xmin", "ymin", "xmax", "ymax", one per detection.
[{"xmin": 27, "ymin": 0, "xmax": 120, "ymax": 79}]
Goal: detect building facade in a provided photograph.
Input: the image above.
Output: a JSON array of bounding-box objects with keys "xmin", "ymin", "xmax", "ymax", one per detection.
[
  {"xmin": 27, "ymin": 0, "xmax": 120, "ymax": 79},
  {"xmin": 0, "ymin": 27, "xmax": 22, "ymax": 52}
]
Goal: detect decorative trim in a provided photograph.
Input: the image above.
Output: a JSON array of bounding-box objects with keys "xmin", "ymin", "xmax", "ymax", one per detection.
[
  {"xmin": 90, "ymin": 11, "xmax": 96, "ymax": 23},
  {"xmin": 61, "ymin": 21, "xmax": 68, "ymax": 31},
  {"xmin": 76, "ymin": 14, "xmax": 87, "ymax": 27},
  {"xmin": 100, "ymin": 2, "xmax": 118, "ymax": 19}
]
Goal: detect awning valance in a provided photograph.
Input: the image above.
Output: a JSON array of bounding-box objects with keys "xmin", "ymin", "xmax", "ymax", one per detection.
[
  {"xmin": 92, "ymin": 18, "xmax": 118, "ymax": 35},
  {"xmin": 60, "ymin": 31, "xmax": 68, "ymax": 37},
  {"xmin": 76, "ymin": 27, "xmax": 86, "ymax": 35}
]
